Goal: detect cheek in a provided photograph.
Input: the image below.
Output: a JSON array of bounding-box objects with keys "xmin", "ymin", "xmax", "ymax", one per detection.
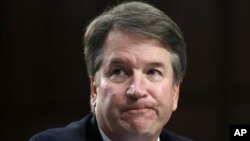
[
  {"xmin": 96, "ymin": 82, "xmax": 127, "ymax": 110},
  {"xmin": 150, "ymin": 82, "xmax": 175, "ymax": 108}
]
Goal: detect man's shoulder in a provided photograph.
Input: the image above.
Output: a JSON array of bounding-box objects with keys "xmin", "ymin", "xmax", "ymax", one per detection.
[
  {"xmin": 161, "ymin": 128, "xmax": 193, "ymax": 141},
  {"xmin": 29, "ymin": 114, "xmax": 93, "ymax": 141}
]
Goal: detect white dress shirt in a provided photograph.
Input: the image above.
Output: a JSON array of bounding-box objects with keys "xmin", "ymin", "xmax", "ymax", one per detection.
[{"xmin": 99, "ymin": 126, "xmax": 160, "ymax": 141}]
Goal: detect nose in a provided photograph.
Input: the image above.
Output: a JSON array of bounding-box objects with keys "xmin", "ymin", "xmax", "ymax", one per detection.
[{"xmin": 126, "ymin": 72, "xmax": 147, "ymax": 100}]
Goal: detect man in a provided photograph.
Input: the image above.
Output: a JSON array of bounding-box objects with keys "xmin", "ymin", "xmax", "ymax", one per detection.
[{"xmin": 30, "ymin": 1, "xmax": 192, "ymax": 141}]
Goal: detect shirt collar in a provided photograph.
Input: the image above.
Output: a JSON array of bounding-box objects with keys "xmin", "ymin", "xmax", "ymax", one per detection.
[
  {"xmin": 99, "ymin": 126, "xmax": 111, "ymax": 141},
  {"xmin": 98, "ymin": 126, "xmax": 160, "ymax": 141}
]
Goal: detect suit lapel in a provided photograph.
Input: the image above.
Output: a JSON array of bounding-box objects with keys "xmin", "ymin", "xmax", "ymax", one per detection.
[{"xmin": 86, "ymin": 114, "xmax": 104, "ymax": 141}]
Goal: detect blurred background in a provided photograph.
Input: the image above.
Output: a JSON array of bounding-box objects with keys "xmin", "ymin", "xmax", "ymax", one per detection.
[{"xmin": 1, "ymin": 0, "xmax": 250, "ymax": 140}]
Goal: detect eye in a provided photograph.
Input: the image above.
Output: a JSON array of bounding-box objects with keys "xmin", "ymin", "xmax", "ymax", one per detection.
[
  {"xmin": 147, "ymin": 68, "xmax": 162, "ymax": 76},
  {"xmin": 146, "ymin": 68, "xmax": 164, "ymax": 82},
  {"xmin": 109, "ymin": 67, "xmax": 128, "ymax": 83},
  {"xmin": 112, "ymin": 68, "xmax": 124, "ymax": 76}
]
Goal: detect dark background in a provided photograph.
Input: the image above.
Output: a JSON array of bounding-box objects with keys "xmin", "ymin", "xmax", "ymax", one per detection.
[{"xmin": 1, "ymin": 0, "xmax": 250, "ymax": 140}]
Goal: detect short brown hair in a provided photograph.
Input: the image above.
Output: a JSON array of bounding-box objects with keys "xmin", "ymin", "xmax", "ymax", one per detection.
[{"xmin": 84, "ymin": 1, "xmax": 187, "ymax": 84}]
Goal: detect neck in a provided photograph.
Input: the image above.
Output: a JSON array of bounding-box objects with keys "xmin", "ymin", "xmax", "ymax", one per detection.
[
  {"xmin": 96, "ymin": 116, "xmax": 161, "ymax": 141},
  {"xmin": 106, "ymin": 130, "xmax": 160, "ymax": 141},
  {"xmin": 112, "ymin": 136, "xmax": 159, "ymax": 141}
]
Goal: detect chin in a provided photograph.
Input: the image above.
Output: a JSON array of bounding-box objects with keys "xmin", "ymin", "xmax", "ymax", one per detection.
[{"xmin": 122, "ymin": 118, "xmax": 157, "ymax": 134}]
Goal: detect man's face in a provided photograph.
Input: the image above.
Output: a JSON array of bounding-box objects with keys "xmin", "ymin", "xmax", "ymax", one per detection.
[{"xmin": 91, "ymin": 31, "xmax": 180, "ymax": 139}]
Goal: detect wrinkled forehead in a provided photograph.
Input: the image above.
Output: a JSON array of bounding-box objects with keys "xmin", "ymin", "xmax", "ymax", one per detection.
[
  {"xmin": 102, "ymin": 29, "xmax": 169, "ymax": 52},
  {"xmin": 100, "ymin": 30, "xmax": 173, "ymax": 69}
]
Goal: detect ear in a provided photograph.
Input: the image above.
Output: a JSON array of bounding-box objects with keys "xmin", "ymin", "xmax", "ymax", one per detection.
[
  {"xmin": 90, "ymin": 78, "xmax": 98, "ymax": 108},
  {"xmin": 172, "ymin": 82, "xmax": 180, "ymax": 111}
]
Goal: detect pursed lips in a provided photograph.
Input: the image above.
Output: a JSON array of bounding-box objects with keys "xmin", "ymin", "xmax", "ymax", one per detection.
[{"xmin": 121, "ymin": 104, "xmax": 157, "ymax": 115}]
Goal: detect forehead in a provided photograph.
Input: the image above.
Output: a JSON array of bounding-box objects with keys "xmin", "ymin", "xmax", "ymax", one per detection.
[
  {"xmin": 103, "ymin": 30, "xmax": 165, "ymax": 50},
  {"xmin": 101, "ymin": 30, "xmax": 172, "ymax": 67}
]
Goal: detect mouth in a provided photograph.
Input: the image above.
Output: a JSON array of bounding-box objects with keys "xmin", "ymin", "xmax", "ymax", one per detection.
[
  {"xmin": 121, "ymin": 104, "xmax": 157, "ymax": 115},
  {"xmin": 123, "ymin": 108, "xmax": 154, "ymax": 115}
]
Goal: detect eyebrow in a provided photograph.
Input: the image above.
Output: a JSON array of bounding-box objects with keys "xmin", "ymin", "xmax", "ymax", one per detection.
[
  {"xmin": 148, "ymin": 62, "xmax": 166, "ymax": 69},
  {"xmin": 108, "ymin": 57, "xmax": 130, "ymax": 65},
  {"xmin": 109, "ymin": 58, "xmax": 167, "ymax": 69}
]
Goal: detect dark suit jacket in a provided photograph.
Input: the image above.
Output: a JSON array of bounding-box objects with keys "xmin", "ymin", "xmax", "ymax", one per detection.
[{"xmin": 30, "ymin": 114, "xmax": 192, "ymax": 141}]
